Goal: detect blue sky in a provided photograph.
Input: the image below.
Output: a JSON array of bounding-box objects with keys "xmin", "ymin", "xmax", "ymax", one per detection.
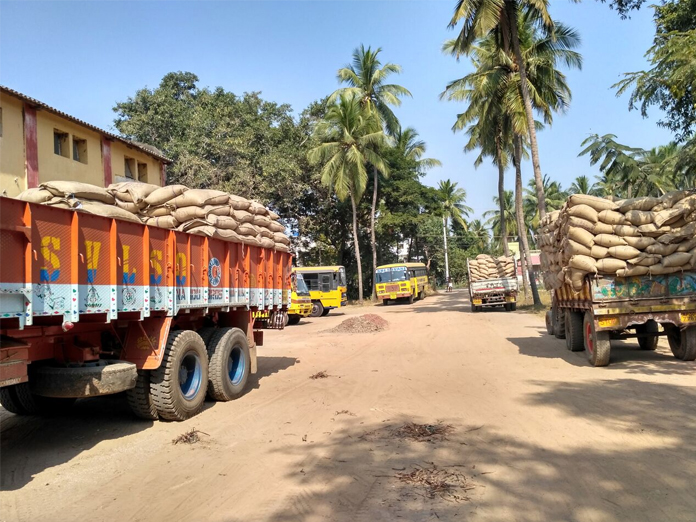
[{"xmin": 0, "ymin": 1, "xmax": 673, "ymax": 219}]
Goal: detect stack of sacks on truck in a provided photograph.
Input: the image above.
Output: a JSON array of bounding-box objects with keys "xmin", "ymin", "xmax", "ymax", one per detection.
[
  {"xmin": 14, "ymin": 181, "xmax": 291, "ymax": 253},
  {"xmin": 469, "ymin": 254, "xmax": 515, "ymax": 282},
  {"xmin": 538, "ymin": 190, "xmax": 696, "ymax": 292}
]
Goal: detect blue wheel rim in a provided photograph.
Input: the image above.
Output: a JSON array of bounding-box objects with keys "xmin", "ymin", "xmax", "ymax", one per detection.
[
  {"xmin": 179, "ymin": 352, "xmax": 202, "ymax": 400},
  {"xmin": 228, "ymin": 346, "xmax": 245, "ymax": 386}
]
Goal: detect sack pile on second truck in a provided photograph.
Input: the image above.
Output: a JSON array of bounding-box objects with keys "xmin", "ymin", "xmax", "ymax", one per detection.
[
  {"xmin": 15, "ymin": 181, "xmax": 291, "ymax": 253},
  {"xmin": 538, "ymin": 191, "xmax": 696, "ymax": 292},
  {"xmin": 468, "ymin": 254, "xmax": 516, "ymax": 282}
]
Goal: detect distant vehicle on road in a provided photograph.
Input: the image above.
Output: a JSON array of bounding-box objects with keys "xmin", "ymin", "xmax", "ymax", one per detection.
[
  {"xmin": 467, "ymin": 257, "xmax": 518, "ymax": 312},
  {"xmin": 293, "ymin": 266, "xmax": 347, "ymax": 317},
  {"xmin": 287, "ymin": 272, "xmax": 312, "ymax": 325},
  {"xmin": 375, "ymin": 263, "xmax": 430, "ymax": 305}
]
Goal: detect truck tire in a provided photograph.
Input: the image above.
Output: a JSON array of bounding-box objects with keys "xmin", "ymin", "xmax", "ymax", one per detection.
[
  {"xmin": 0, "ymin": 383, "xmax": 75, "ymax": 415},
  {"xmin": 197, "ymin": 327, "xmax": 217, "ymax": 347},
  {"xmin": 126, "ymin": 370, "xmax": 158, "ymax": 420},
  {"xmin": 584, "ymin": 312, "xmax": 611, "ymax": 367},
  {"xmin": 565, "ymin": 311, "xmax": 585, "ymax": 352},
  {"xmin": 667, "ymin": 325, "xmax": 696, "ymax": 361},
  {"xmin": 554, "ymin": 306, "xmax": 566, "ymax": 340},
  {"xmin": 408, "ymin": 294, "xmax": 414, "ymax": 305},
  {"xmin": 32, "ymin": 361, "xmax": 137, "ymax": 398},
  {"xmin": 510, "ymin": 303, "xmax": 517, "ymax": 311},
  {"xmin": 545, "ymin": 311, "xmax": 555, "ymax": 335},
  {"xmin": 151, "ymin": 330, "xmax": 209, "ymax": 421},
  {"xmin": 636, "ymin": 321, "xmax": 659, "ymax": 351},
  {"xmin": 321, "ymin": 308, "xmax": 330, "ymax": 317},
  {"xmin": 206, "ymin": 327, "xmax": 251, "ymax": 401},
  {"xmin": 310, "ymin": 301, "xmax": 324, "ymax": 318},
  {"xmin": 471, "ymin": 303, "xmax": 479, "ymax": 313},
  {"xmin": 287, "ymin": 315, "xmax": 301, "ymax": 326}
]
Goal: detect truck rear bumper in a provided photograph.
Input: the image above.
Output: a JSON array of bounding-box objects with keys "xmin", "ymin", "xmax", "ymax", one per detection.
[{"xmin": 30, "ymin": 361, "xmax": 137, "ymax": 398}]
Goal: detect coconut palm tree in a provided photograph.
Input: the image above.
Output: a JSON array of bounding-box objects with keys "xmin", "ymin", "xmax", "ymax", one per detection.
[
  {"xmin": 569, "ymin": 175, "xmax": 601, "ymax": 196},
  {"xmin": 436, "ymin": 179, "xmax": 473, "ymax": 282},
  {"xmin": 484, "ymin": 190, "xmax": 518, "ymax": 247},
  {"xmin": 395, "ymin": 127, "xmax": 442, "ymax": 173},
  {"xmin": 524, "ymin": 175, "xmax": 568, "ymax": 234},
  {"xmin": 447, "ymin": 0, "xmax": 579, "ymax": 220},
  {"xmin": 308, "ymin": 94, "xmax": 390, "ymax": 301},
  {"xmin": 331, "ymin": 45, "xmax": 411, "ymax": 299},
  {"xmin": 467, "ymin": 219, "xmax": 490, "ymax": 252}
]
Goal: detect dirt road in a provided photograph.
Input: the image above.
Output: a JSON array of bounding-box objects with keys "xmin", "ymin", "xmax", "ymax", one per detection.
[{"xmin": 2, "ymin": 290, "xmax": 695, "ymax": 522}]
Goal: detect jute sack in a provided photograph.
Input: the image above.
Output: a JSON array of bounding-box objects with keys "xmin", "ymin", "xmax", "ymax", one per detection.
[
  {"xmin": 114, "ymin": 199, "xmax": 143, "ymax": 213},
  {"xmin": 647, "ymin": 243, "xmax": 679, "ymax": 256},
  {"xmin": 569, "ymin": 255, "xmax": 597, "ymax": 273},
  {"xmin": 252, "ymin": 215, "xmax": 273, "ymax": 228},
  {"xmin": 594, "ymin": 234, "xmax": 627, "ymax": 248},
  {"xmin": 145, "ymin": 216, "xmax": 179, "ymax": 229},
  {"xmin": 662, "ymin": 252, "xmax": 693, "ymax": 268},
  {"xmin": 596, "ymin": 258, "xmax": 627, "ymax": 274},
  {"xmin": 591, "ymin": 245, "xmax": 609, "ymax": 259},
  {"xmin": 624, "ymin": 210, "xmax": 654, "ymax": 226},
  {"xmin": 568, "ymin": 194, "xmax": 618, "ymax": 212},
  {"xmin": 608, "ymin": 245, "xmax": 641, "ymax": 260},
  {"xmin": 108, "ymin": 182, "xmax": 159, "ymax": 204},
  {"xmin": 613, "ymin": 225, "xmax": 641, "ymax": 237},
  {"xmin": 248, "ymin": 201, "xmax": 268, "ymax": 216},
  {"xmin": 167, "ymin": 189, "xmax": 230, "ymax": 209},
  {"xmin": 654, "ymin": 207, "xmax": 686, "ymax": 228},
  {"xmin": 566, "ymin": 268, "xmax": 586, "ymax": 292},
  {"xmin": 593, "ymin": 221, "xmax": 614, "ymax": 235},
  {"xmin": 172, "ymin": 205, "xmax": 230, "ymax": 222},
  {"xmin": 660, "ymin": 189, "xmax": 692, "ymax": 208},
  {"xmin": 237, "ymin": 224, "xmax": 258, "ymax": 237},
  {"xmin": 619, "ymin": 196, "xmax": 660, "ymax": 213},
  {"xmin": 628, "ymin": 253, "xmax": 662, "ymax": 266},
  {"xmin": 178, "ymin": 219, "xmax": 209, "ymax": 232},
  {"xmin": 568, "ymin": 227, "xmax": 595, "ymax": 249},
  {"xmin": 598, "ymin": 210, "xmax": 627, "ymax": 225},
  {"xmin": 143, "ymin": 205, "xmax": 171, "ymax": 218},
  {"xmin": 685, "ymin": 210, "xmax": 696, "ymax": 223},
  {"xmin": 564, "ymin": 240, "xmax": 592, "ymax": 257},
  {"xmin": 234, "ymin": 210, "xmax": 255, "ymax": 224},
  {"xmin": 259, "ymin": 237, "xmax": 275, "ymax": 249},
  {"xmin": 616, "ymin": 266, "xmax": 650, "ymax": 277},
  {"xmin": 623, "ymin": 236, "xmax": 656, "ymax": 249},
  {"xmin": 214, "ymin": 228, "xmax": 244, "ymax": 242},
  {"xmin": 677, "ymin": 237, "xmax": 696, "ymax": 252},
  {"xmin": 186, "ymin": 225, "xmax": 216, "ymax": 238},
  {"xmin": 649, "ymin": 264, "xmax": 682, "ymax": 275},
  {"xmin": 269, "ymin": 221, "xmax": 285, "ymax": 233},
  {"xmin": 565, "ymin": 216, "xmax": 595, "ymax": 233},
  {"xmin": 673, "ymin": 193, "xmax": 696, "ymax": 212},
  {"xmin": 239, "ymin": 235, "xmax": 262, "ymax": 247},
  {"xmin": 567, "ymin": 204, "xmax": 598, "ymax": 223},
  {"xmin": 229, "ymin": 195, "xmax": 251, "ymax": 211},
  {"xmin": 78, "ymin": 201, "xmax": 141, "ymax": 223},
  {"xmin": 273, "ymin": 232, "xmax": 290, "ymax": 246},
  {"xmin": 145, "ymin": 185, "xmax": 188, "ymax": 206},
  {"xmin": 16, "ymin": 188, "xmax": 54, "ymax": 203},
  {"xmin": 268, "ymin": 210, "xmax": 280, "ymax": 221},
  {"xmin": 275, "ymin": 243, "xmax": 290, "ymax": 253},
  {"xmin": 638, "ymin": 223, "xmax": 671, "ymax": 237},
  {"xmin": 257, "ymin": 228, "xmax": 273, "ymax": 240},
  {"xmin": 207, "ymin": 215, "xmax": 239, "ymax": 230},
  {"xmin": 41, "ymin": 181, "xmax": 115, "ymax": 204}
]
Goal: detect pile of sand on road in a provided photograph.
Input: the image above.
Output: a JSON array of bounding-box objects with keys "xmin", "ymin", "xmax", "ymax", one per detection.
[{"xmin": 326, "ymin": 314, "xmax": 389, "ymax": 334}]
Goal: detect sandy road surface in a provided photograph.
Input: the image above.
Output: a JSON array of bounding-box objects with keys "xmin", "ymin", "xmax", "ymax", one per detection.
[{"xmin": 1, "ymin": 290, "xmax": 695, "ymax": 522}]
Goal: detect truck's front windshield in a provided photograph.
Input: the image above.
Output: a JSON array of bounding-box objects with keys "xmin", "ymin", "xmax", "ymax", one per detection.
[
  {"xmin": 338, "ymin": 267, "xmax": 346, "ymax": 287},
  {"xmin": 295, "ymin": 273, "xmax": 310, "ymax": 296}
]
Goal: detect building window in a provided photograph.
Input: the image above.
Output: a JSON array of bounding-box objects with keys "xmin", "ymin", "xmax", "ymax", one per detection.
[
  {"xmin": 137, "ymin": 162, "xmax": 148, "ymax": 182},
  {"xmin": 54, "ymin": 130, "xmax": 69, "ymax": 157},
  {"xmin": 124, "ymin": 157, "xmax": 136, "ymax": 179},
  {"xmin": 72, "ymin": 136, "xmax": 88, "ymax": 164}
]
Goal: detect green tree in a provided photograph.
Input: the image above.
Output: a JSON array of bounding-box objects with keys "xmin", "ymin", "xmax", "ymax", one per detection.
[
  {"xmin": 308, "ymin": 94, "xmax": 390, "ymax": 301},
  {"xmin": 484, "ymin": 190, "xmax": 517, "ymax": 247},
  {"xmin": 394, "ymin": 127, "xmax": 442, "ymax": 172},
  {"xmin": 331, "ymin": 45, "xmax": 411, "ymax": 299},
  {"xmin": 569, "ymin": 175, "xmax": 601, "ymax": 195},
  {"xmin": 436, "ymin": 179, "xmax": 472, "ymax": 281},
  {"xmin": 524, "ymin": 175, "xmax": 568, "ymax": 234}
]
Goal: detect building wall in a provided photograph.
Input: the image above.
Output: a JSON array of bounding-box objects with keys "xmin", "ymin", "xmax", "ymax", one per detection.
[
  {"xmin": 0, "ymin": 93, "xmax": 27, "ymax": 197},
  {"xmin": 36, "ymin": 110, "xmax": 105, "ymax": 186},
  {"xmin": 0, "ymin": 92, "xmax": 164, "ymax": 197}
]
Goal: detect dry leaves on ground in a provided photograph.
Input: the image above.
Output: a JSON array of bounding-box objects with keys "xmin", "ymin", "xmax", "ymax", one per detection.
[{"xmin": 396, "ymin": 465, "xmax": 474, "ymax": 502}]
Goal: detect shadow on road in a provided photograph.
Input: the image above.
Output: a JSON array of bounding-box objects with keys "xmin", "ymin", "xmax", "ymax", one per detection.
[
  {"xmin": 261, "ymin": 381, "xmax": 696, "ymax": 521},
  {"xmin": 249, "ymin": 355, "xmax": 299, "ymax": 390}
]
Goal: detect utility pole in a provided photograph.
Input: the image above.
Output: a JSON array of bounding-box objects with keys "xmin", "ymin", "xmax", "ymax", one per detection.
[{"xmin": 442, "ymin": 216, "xmax": 450, "ymax": 283}]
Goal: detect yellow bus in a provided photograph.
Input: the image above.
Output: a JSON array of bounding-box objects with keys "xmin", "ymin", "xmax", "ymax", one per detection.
[
  {"xmin": 375, "ymin": 263, "xmax": 430, "ymax": 305},
  {"xmin": 287, "ymin": 272, "xmax": 312, "ymax": 325},
  {"xmin": 293, "ymin": 266, "xmax": 347, "ymax": 317}
]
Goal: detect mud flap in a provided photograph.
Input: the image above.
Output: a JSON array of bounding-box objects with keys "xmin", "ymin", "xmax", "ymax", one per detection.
[{"xmin": 121, "ymin": 316, "xmax": 173, "ymax": 370}]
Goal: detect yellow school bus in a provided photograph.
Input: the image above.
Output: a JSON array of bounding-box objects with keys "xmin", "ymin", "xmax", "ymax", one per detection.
[
  {"xmin": 375, "ymin": 263, "xmax": 430, "ymax": 305},
  {"xmin": 293, "ymin": 266, "xmax": 347, "ymax": 317},
  {"xmin": 287, "ymin": 272, "xmax": 312, "ymax": 325}
]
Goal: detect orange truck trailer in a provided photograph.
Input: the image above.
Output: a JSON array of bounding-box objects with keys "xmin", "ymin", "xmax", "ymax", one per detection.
[{"xmin": 0, "ymin": 197, "xmax": 292, "ymax": 420}]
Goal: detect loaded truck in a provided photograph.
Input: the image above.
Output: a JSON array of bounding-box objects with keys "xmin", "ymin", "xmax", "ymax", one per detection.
[
  {"xmin": 0, "ymin": 197, "xmax": 292, "ymax": 420},
  {"xmin": 467, "ymin": 258, "xmax": 518, "ymax": 312},
  {"xmin": 546, "ymin": 273, "xmax": 696, "ymax": 366}
]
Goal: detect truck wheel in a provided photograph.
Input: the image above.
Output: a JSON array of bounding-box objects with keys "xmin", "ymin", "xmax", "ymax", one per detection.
[
  {"xmin": 584, "ymin": 312, "xmax": 611, "ymax": 367},
  {"xmin": 197, "ymin": 327, "xmax": 217, "ymax": 347},
  {"xmin": 565, "ymin": 311, "xmax": 585, "ymax": 352},
  {"xmin": 667, "ymin": 325, "xmax": 696, "ymax": 361},
  {"xmin": 321, "ymin": 308, "xmax": 330, "ymax": 317},
  {"xmin": 0, "ymin": 383, "xmax": 75, "ymax": 415},
  {"xmin": 287, "ymin": 315, "xmax": 301, "ymax": 325},
  {"xmin": 636, "ymin": 321, "xmax": 659, "ymax": 350},
  {"xmin": 126, "ymin": 370, "xmax": 158, "ymax": 420},
  {"xmin": 151, "ymin": 330, "xmax": 209, "ymax": 421},
  {"xmin": 554, "ymin": 307, "xmax": 566, "ymax": 340},
  {"xmin": 310, "ymin": 301, "xmax": 324, "ymax": 318},
  {"xmin": 408, "ymin": 294, "xmax": 415, "ymax": 305},
  {"xmin": 471, "ymin": 303, "xmax": 479, "ymax": 313},
  {"xmin": 207, "ymin": 328, "xmax": 251, "ymax": 401},
  {"xmin": 545, "ymin": 311, "xmax": 555, "ymax": 335},
  {"xmin": 510, "ymin": 303, "xmax": 517, "ymax": 311}
]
